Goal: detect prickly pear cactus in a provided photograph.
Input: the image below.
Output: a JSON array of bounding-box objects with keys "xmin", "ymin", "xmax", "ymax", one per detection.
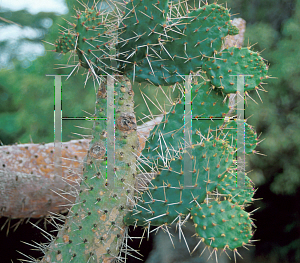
[
  {"xmin": 123, "ymin": 76, "xmax": 258, "ymax": 252},
  {"xmin": 36, "ymin": 0, "xmax": 269, "ymax": 262}
]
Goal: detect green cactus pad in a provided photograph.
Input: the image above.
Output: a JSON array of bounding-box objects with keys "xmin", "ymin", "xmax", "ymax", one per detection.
[
  {"xmin": 216, "ymin": 171, "xmax": 256, "ymax": 206},
  {"xmin": 118, "ymin": 0, "xmax": 169, "ymax": 69},
  {"xmin": 139, "ymin": 80, "xmax": 230, "ymax": 173},
  {"xmin": 191, "ymin": 200, "xmax": 253, "ymax": 249},
  {"xmin": 54, "ymin": 7, "xmax": 117, "ymax": 75},
  {"xmin": 162, "ymin": 4, "xmax": 232, "ymax": 70},
  {"xmin": 77, "ymin": 8, "xmax": 116, "ymax": 74},
  {"xmin": 202, "ymin": 46, "xmax": 268, "ymax": 93},
  {"xmin": 192, "ymin": 80, "xmax": 230, "ymax": 119},
  {"xmin": 218, "ymin": 119, "xmax": 259, "ymax": 157},
  {"xmin": 125, "ymin": 3, "xmax": 234, "ymax": 85},
  {"xmin": 124, "ymin": 139, "xmax": 234, "ymax": 226}
]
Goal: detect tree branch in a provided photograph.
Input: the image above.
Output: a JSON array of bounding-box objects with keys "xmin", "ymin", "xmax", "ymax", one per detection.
[{"xmin": 0, "ymin": 115, "xmax": 164, "ymax": 218}]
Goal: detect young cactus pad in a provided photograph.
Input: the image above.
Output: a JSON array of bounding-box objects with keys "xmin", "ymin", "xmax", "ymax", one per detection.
[
  {"xmin": 202, "ymin": 46, "xmax": 268, "ymax": 93},
  {"xmin": 55, "ymin": 7, "xmax": 117, "ymax": 75},
  {"xmin": 191, "ymin": 200, "xmax": 253, "ymax": 249}
]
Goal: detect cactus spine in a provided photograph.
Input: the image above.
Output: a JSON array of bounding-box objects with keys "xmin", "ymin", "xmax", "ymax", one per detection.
[{"xmin": 35, "ymin": 0, "xmax": 269, "ymax": 262}]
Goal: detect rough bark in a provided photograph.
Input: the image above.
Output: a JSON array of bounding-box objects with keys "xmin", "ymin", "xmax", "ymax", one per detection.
[{"xmin": 0, "ymin": 116, "xmax": 164, "ymax": 218}]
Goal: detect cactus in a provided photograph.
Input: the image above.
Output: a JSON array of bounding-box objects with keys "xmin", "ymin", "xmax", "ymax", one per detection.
[{"xmin": 31, "ymin": 1, "xmax": 269, "ymax": 262}]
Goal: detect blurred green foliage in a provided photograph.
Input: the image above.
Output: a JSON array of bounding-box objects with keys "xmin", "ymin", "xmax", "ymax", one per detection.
[
  {"xmin": 239, "ymin": 0, "xmax": 300, "ymax": 196},
  {"xmin": 220, "ymin": 0, "xmax": 300, "ymax": 261}
]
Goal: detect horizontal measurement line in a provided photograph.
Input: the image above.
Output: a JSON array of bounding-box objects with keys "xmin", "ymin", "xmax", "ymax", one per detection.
[
  {"xmin": 61, "ymin": 117, "xmax": 237, "ymax": 120},
  {"xmin": 192, "ymin": 117, "xmax": 236, "ymax": 120},
  {"xmin": 62, "ymin": 117, "xmax": 107, "ymax": 120}
]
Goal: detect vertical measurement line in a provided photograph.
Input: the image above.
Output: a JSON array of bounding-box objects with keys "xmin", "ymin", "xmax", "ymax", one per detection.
[
  {"xmin": 47, "ymin": 75, "xmax": 68, "ymax": 177},
  {"xmin": 107, "ymin": 75, "xmax": 116, "ymax": 189},
  {"xmin": 184, "ymin": 75, "xmax": 194, "ymax": 189},
  {"xmin": 230, "ymin": 74, "xmax": 252, "ymax": 189},
  {"xmin": 107, "ymin": 27, "xmax": 118, "ymax": 189},
  {"xmin": 55, "ymin": 76, "xmax": 62, "ymax": 177},
  {"xmin": 236, "ymin": 75, "xmax": 246, "ymax": 188}
]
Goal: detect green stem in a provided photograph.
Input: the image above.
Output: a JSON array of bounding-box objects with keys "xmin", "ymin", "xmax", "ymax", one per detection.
[{"xmin": 40, "ymin": 75, "xmax": 138, "ymax": 263}]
